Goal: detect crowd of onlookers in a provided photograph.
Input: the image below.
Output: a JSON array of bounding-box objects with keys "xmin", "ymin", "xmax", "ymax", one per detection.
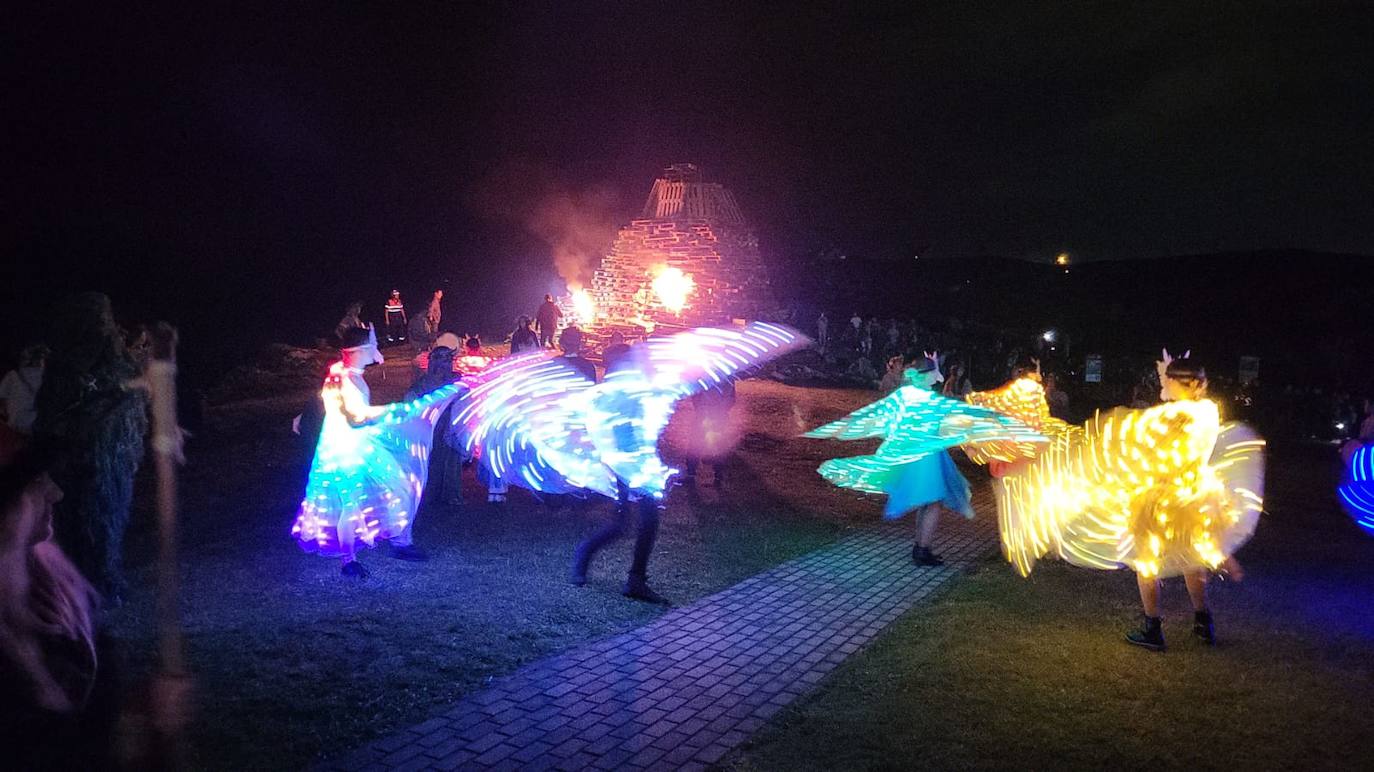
[{"xmin": 803, "ymin": 308, "xmax": 1374, "ymax": 443}]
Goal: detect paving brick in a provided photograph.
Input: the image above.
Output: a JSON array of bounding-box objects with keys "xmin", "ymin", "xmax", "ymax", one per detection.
[
  {"xmin": 327, "ymin": 519, "xmax": 996, "ymax": 770},
  {"xmin": 473, "ymin": 741, "xmax": 519, "ymax": 766}
]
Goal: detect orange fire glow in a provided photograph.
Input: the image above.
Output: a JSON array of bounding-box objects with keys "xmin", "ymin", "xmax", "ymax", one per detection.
[
  {"xmin": 570, "ymin": 288, "xmax": 596, "ymax": 322},
  {"xmin": 651, "ymin": 266, "xmax": 695, "ymax": 314}
]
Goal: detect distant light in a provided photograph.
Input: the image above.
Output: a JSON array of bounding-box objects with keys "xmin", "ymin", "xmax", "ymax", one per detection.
[
  {"xmin": 1336, "ymin": 422, "xmax": 1347, "ymax": 431},
  {"xmin": 1055, "ymin": 252, "xmax": 1070, "ymax": 266},
  {"xmin": 1042, "ymin": 329, "xmax": 1057, "ymax": 343}
]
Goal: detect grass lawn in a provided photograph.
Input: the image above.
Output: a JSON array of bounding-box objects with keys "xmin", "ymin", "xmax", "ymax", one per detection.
[
  {"xmin": 103, "ymin": 359, "xmax": 886, "ymax": 770},
  {"xmin": 730, "ymin": 443, "xmax": 1374, "ymax": 771}
]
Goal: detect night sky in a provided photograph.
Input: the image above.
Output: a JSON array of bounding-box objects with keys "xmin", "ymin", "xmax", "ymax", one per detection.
[{"xmin": 7, "ymin": 2, "xmax": 1373, "ymax": 353}]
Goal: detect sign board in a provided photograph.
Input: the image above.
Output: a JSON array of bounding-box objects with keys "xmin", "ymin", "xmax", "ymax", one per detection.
[
  {"xmin": 1084, "ymin": 355, "xmax": 1103, "ymax": 383},
  {"xmin": 1239, "ymin": 356, "xmax": 1260, "ymax": 385}
]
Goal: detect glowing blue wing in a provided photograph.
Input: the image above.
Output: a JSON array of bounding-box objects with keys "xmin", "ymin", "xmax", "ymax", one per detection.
[
  {"xmin": 640, "ymin": 322, "xmax": 808, "ymax": 397},
  {"xmin": 451, "ymin": 353, "xmax": 618, "ymax": 497},
  {"xmin": 1340, "ymin": 443, "xmax": 1374, "ymax": 535}
]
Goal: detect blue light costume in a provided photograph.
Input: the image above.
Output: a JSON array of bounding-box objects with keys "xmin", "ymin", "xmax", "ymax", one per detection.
[
  {"xmin": 1339, "ymin": 443, "xmax": 1374, "ymax": 535},
  {"xmin": 450, "ymin": 323, "xmax": 807, "ymax": 598}
]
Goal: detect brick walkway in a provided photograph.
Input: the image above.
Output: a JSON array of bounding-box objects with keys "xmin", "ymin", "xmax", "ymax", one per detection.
[{"xmin": 325, "ymin": 515, "xmax": 998, "ymax": 771}]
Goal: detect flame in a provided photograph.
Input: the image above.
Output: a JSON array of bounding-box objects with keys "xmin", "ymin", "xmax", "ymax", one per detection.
[
  {"xmin": 570, "ymin": 288, "xmax": 596, "ymax": 322},
  {"xmin": 651, "ymin": 266, "xmax": 695, "ymax": 314}
]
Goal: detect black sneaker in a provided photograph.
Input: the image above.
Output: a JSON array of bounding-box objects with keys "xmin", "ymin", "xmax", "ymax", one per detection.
[
  {"xmin": 623, "ymin": 576, "xmax": 671, "ymax": 605},
  {"xmin": 1126, "ymin": 616, "xmax": 1166, "ymax": 651},
  {"xmin": 913, "ymin": 546, "xmax": 944, "ymax": 566},
  {"xmin": 341, "ymin": 560, "xmax": 370, "ymax": 579},
  {"xmin": 391, "ymin": 545, "xmax": 429, "ymax": 562},
  {"xmin": 1193, "ymin": 610, "xmax": 1216, "ymax": 645}
]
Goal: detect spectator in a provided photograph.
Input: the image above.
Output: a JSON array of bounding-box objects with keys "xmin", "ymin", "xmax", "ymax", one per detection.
[
  {"xmin": 509, "ymin": 317, "xmax": 539, "ymax": 355},
  {"xmin": 601, "ymin": 331, "xmax": 632, "ymax": 374},
  {"xmin": 536, "ymin": 294, "xmax": 563, "ymax": 348},
  {"xmin": 425, "ymin": 290, "xmax": 443, "ymax": 336},
  {"xmin": 1, "ymin": 447, "xmax": 118, "ymax": 767},
  {"xmin": 32, "ymin": 293, "xmax": 147, "ymax": 604},
  {"xmin": 383, "ymin": 290, "xmax": 406, "ymax": 343},
  {"xmin": 406, "ymin": 312, "xmax": 434, "ymax": 351},
  {"xmin": 0, "ymin": 344, "xmax": 48, "ymax": 435},
  {"xmin": 941, "ymin": 359, "xmax": 972, "ymax": 399},
  {"xmin": 557, "ymin": 325, "xmax": 596, "ymax": 382},
  {"xmin": 335, "ymin": 301, "xmax": 365, "ymax": 341},
  {"xmin": 879, "ymin": 355, "xmax": 907, "ymax": 393},
  {"xmin": 816, "ymin": 312, "xmax": 829, "ymax": 351},
  {"xmin": 1044, "ymin": 373, "xmax": 1069, "ymax": 417}
]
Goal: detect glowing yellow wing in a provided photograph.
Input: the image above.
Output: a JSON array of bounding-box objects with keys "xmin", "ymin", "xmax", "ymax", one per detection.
[
  {"xmin": 998, "ymin": 399, "xmax": 1265, "ymax": 578},
  {"xmin": 963, "ymin": 378, "xmax": 1073, "ymax": 464}
]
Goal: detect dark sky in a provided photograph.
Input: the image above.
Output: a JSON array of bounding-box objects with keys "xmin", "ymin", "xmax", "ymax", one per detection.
[{"xmin": 6, "ymin": 1, "xmax": 1373, "ymax": 348}]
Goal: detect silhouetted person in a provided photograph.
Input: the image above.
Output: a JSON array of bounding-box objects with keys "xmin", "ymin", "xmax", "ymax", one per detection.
[
  {"xmin": 32, "ymin": 293, "xmax": 147, "ymax": 604},
  {"xmin": 536, "ymin": 294, "xmax": 563, "ymax": 348}
]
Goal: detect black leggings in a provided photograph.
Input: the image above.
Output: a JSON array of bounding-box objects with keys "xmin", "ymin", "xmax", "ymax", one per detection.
[{"xmin": 575, "ymin": 485, "xmax": 661, "ymax": 578}]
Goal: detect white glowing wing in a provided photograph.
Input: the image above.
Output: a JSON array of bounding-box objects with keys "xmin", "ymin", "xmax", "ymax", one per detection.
[
  {"xmin": 451, "ymin": 353, "xmax": 617, "ymax": 497},
  {"xmin": 641, "ymin": 322, "xmax": 808, "ymax": 397}
]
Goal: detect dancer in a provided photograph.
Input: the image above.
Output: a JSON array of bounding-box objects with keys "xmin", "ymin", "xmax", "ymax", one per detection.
[
  {"xmin": 452, "ymin": 323, "xmax": 806, "ymax": 600},
  {"xmin": 456, "ymin": 335, "xmax": 492, "ymax": 376},
  {"xmin": 804, "ymin": 352, "xmax": 1046, "ymax": 565},
  {"xmin": 964, "ymin": 354, "xmax": 1072, "ymax": 477},
  {"xmin": 996, "ymin": 351, "xmax": 1265, "ymax": 651},
  {"xmin": 406, "ymin": 340, "xmax": 463, "ymax": 514},
  {"xmin": 290, "ymin": 326, "xmax": 464, "ymax": 577}
]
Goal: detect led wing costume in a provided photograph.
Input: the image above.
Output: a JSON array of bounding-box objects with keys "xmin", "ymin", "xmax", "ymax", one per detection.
[
  {"xmin": 291, "ymin": 361, "xmax": 466, "ymax": 557},
  {"xmin": 963, "ymin": 376, "xmax": 1075, "ymax": 470},
  {"xmin": 451, "ymin": 323, "xmax": 807, "ymax": 498},
  {"xmin": 804, "ymin": 365, "xmax": 1047, "ymax": 519},
  {"xmin": 1338, "ymin": 443, "xmax": 1374, "ymax": 535},
  {"xmin": 997, "ymin": 399, "xmax": 1265, "ymax": 577}
]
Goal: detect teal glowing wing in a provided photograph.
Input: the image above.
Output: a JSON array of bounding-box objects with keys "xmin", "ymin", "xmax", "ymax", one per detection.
[
  {"xmin": 803, "ymin": 390, "xmax": 904, "ymax": 440},
  {"xmin": 806, "ymin": 386, "xmax": 1047, "ymax": 452}
]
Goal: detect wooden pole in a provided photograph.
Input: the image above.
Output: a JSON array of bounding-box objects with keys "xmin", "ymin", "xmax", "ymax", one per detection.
[{"xmin": 147, "ymin": 323, "xmax": 185, "ymax": 677}]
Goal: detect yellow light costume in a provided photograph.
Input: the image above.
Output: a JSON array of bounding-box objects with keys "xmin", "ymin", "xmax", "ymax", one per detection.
[
  {"xmin": 963, "ymin": 377, "xmax": 1074, "ymax": 470},
  {"xmin": 997, "ymin": 398, "xmax": 1265, "ymax": 578}
]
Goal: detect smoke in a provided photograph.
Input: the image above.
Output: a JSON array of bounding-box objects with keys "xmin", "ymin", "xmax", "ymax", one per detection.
[{"xmin": 469, "ymin": 158, "xmax": 623, "ymax": 290}]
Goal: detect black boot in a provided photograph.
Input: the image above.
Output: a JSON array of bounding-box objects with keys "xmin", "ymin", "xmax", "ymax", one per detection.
[
  {"xmin": 1126, "ymin": 615, "xmax": 1166, "ymax": 651},
  {"xmin": 568, "ymin": 541, "xmax": 592, "ymax": 586},
  {"xmin": 913, "ymin": 545, "xmax": 944, "ymax": 566},
  {"xmin": 391, "ymin": 544, "xmax": 429, "ymax": 562},
  {"xmin": 623, "ymin": 573, "xmax": 670, "ymax": 605},
  {"xmin": 1193, "ymin": 610, "xmax": 1216, "ymax": 645},
  {"xmin": 341, "ymin": 560, "xmax": 370, "ymax": 579}
]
